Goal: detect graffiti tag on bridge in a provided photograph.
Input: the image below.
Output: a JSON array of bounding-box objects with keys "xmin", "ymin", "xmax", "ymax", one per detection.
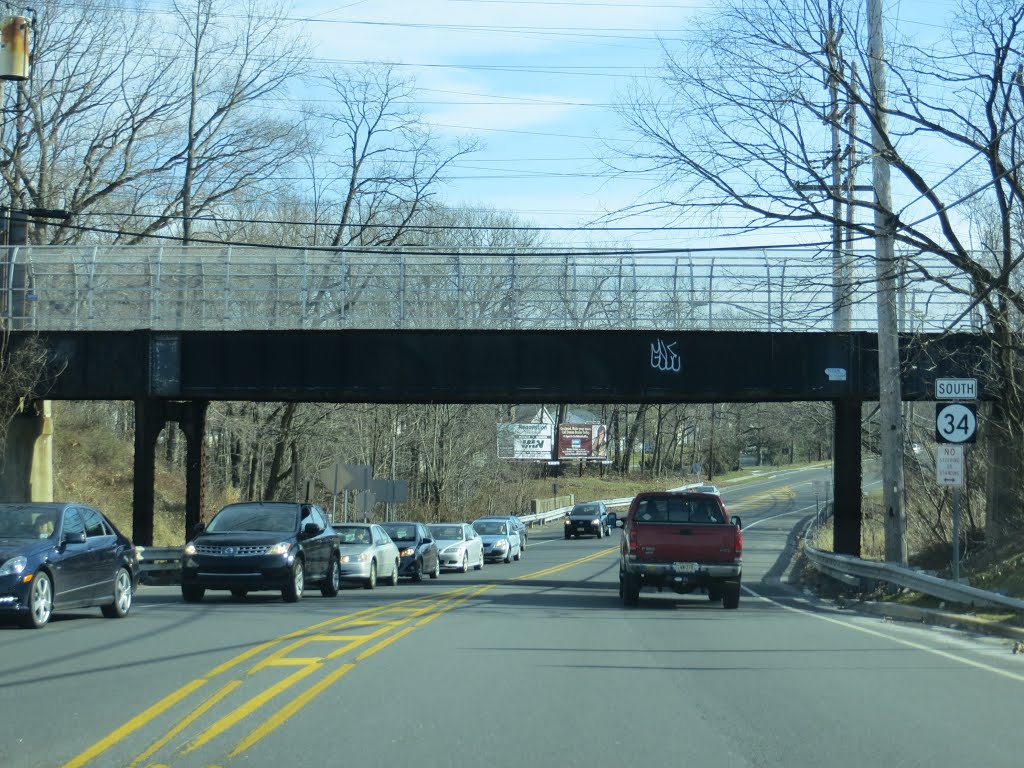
[{"xmin": 650, "ymin": 339, "xmax": 681, "ymax": 373}]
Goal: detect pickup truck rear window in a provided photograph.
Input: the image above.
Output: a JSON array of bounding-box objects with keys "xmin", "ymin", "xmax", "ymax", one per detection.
[{"xmin": 635, "ymin": 498, "xmax": 724, "ymax": 524}]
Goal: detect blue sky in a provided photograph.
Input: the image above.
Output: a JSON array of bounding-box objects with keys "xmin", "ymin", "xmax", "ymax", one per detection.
[
  {"xmin": 291, "ymin": 0, "xmax": 974, "ymax": 251},
  {"xmin": 294, "ymin": 0, "xmax": 706, "ymax": 247}
]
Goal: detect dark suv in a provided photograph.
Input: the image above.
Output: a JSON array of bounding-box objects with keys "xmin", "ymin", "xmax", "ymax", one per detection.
[
  {"xmin": 565, "ymin": 501, "xmax": 612, "ymax": 539},
  {"xmin": 181, "ymin": 502, "xmax": 341, "ymax": 602}
]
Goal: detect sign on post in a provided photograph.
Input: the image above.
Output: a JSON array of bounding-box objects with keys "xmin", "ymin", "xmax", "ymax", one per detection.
[
  {"xmin": 318, "ymin": 463, "xmax": 371, "ymax": 493},
  {"xmin": 354, "ymin": 490, "xmax": 376, "ymax": 516},
  {"xmin": 935, "ymin": 402, "xmax": 978, "ymax": 444},
  {"xmin": 370, "ymin": 479, "xmax": 409, "ymax": 504},
  {"xmin": 935, "ymin": 444, "xmax": 964, "ymax": 487},
  {"xmin": 935, "ymin": 378, "xmax": 978, "ymax": 400}
]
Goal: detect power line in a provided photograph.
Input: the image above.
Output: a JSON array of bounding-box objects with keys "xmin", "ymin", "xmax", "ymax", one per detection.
[{"xmin": 55, "ymin": 218, "xmax": 849, "ymax": 255}]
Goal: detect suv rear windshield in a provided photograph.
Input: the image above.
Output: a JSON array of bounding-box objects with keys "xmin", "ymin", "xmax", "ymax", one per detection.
[{"xmin": 634, "ymin": 497, "xmax": 724, "ymax": 524}]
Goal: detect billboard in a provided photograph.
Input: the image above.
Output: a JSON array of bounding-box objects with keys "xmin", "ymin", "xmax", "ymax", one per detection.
[
  {"xmin": 497, "ymin": 423, "xmax": 554, "ymax": 460},
  {"xmin": 558, "ymin": 423, "xmax": 609, "ymax": 461}
]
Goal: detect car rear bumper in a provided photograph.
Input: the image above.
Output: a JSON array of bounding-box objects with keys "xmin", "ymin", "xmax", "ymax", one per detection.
[{"xmin": 623, "ymin": 559, "xmax": 742, "ymax": 581}]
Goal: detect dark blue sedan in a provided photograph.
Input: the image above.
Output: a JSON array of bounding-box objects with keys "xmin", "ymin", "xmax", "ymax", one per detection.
[{"xmin": 0, "ymin": 502, "xmax": 138, "ymax": 629}]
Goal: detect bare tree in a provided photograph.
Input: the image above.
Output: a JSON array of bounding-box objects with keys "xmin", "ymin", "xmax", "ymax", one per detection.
[
  {"xmin": 0, "ymin": 0, "xmax": 306, "ymax": 245},
  {"xmin": 616, "ymin": 0, "xmax": 1024, "ymax": 533}
]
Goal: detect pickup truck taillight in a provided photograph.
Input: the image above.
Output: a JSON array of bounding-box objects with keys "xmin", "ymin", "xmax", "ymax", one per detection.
[
  {"xmin": 627, "ymin": 526, "xmax": 638, "ymax": 555},
  {"xmin": 735, "ymin": 528, "xmax": 743, "ymax": 557}
]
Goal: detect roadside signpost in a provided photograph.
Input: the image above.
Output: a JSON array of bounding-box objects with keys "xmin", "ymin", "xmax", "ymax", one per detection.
[
  {"xmin": 319, "ymin": 463, "xmax": 371, "ymax": 522},
  {"xmin": 935, "ymin": 445, "xmax": 964, "ymax": 487},
  {"xmin": 934, "ymin": 402, "xmax": 977, "ymax": 444},
  {"xmin": 932, "ymin": 379, "xmax": 978, "ymax": 582},
  {"xmin": 935, "ymin": 377, "xmax": 977, "ymax": 400}
]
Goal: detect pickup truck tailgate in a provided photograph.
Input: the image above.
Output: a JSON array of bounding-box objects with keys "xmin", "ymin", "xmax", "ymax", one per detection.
[{"xmin": 634, "ymin": 522, "xmax": 737, "ymax": 563}]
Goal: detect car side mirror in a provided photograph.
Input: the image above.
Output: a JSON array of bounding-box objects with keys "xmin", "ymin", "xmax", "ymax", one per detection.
[
  {"xmin": 732, "ymin": 516, "xmax": 743, "ymax": 530},
  {"xmin": 193, "ymin": 522, "xmax": 206, "ymax": 535},
  {"xmin": 607, "ymin": 513, "xmax": 617, "ymax": 525},
  {"xmin": 423, "ymin": 537, "xmax": 432, "ymax": 544},
  {"xmin": 63, "ymin": 531, "xmax": 87, "ymax": 545}
]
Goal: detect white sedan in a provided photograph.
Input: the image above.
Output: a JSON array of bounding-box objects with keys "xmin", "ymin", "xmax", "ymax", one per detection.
[
  {"xmin": 334, "ymin": 523, "xmax": 401, "ymax": 589},
  {"xmin": 428, "ymin": 523, "xmax": 484, "ymax": 573}
]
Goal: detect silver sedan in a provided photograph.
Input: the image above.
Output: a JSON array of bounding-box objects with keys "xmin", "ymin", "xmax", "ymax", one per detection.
[
  {"xmin": 334, "ymin": 523, "xmax": 401, "ymax": 589},
  {"xmin": 428, "ymin": 523, "xmax": 484, "ymax": 573}
]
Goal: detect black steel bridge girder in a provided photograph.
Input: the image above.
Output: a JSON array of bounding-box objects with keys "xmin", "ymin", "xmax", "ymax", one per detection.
[{"xmin": 19, "ymin": 329, "xmax": 992, "ymax": 404}]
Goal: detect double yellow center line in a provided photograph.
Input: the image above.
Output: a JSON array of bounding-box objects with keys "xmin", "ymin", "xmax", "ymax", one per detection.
[{"xmin": 64, "ymin": 546, "xmax": 617, "ymax": 768}]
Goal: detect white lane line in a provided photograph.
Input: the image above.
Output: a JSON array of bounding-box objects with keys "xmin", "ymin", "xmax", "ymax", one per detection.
[{"xmin": 743, "ymin": 585, "xmax": 1024, "ymax": 685}]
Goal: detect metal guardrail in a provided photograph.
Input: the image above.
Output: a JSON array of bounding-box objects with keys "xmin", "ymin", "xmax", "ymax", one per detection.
[
  {"xmin": 803, "ymin": 524, "xmax": 1024, "ymax": 612},
  {"xmin": 134, "ymin": 546, "xmax": 184, "ymax": 585}
]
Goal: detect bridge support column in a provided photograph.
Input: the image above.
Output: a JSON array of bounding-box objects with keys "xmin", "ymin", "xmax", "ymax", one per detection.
[
  {"xmin": 175, "ymin": 400, "xmax": 208, "ymax": 539},
  {"xmin": 0, "ymin": 399, "xmax": 53, "ymax": 501},
  {"xmin": 133, "ymin": 398, "xmax": 165, "ymax": 546},
  {"xmin": 133, "ymin": 398, "xmax": 209, "ymax": 546},
  {"xmin": 833, "ymin": 398, "xmax": 862, "ymax": 556}
]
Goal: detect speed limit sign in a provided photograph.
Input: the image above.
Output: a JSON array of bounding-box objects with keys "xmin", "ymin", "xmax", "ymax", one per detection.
[{"xmin": 935, "ymin": 403, "xmax": 977, "ymax": 444}]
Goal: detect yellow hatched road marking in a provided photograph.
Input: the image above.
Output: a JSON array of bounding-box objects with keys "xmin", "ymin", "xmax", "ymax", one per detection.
[
  {"xmin": 126, "ymin": 680, "xmax": 241, "ymax": 768},
  {"xmin": 66, "ymin": 555, "xmax": 607, "ymax": 768},
  {"xmin": 182, "ymin": 665, "xmax": 320, "ymax": 754},
  {"xmin": 60, "ymin": 679, "xmax": 207, "ymax": 768},
  {"xmin": 229, "ymin": 663, "xmax": 357, "ymax": 758}
]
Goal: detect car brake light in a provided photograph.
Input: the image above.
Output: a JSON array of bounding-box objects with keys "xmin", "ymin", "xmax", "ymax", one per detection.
[
  {"xmin": 735, "ymin": 528, "xmax": 743, "ymax": 557},
  {"xmin": 627, "ymin": 527, "xmax": 637, "ymax": 555}
]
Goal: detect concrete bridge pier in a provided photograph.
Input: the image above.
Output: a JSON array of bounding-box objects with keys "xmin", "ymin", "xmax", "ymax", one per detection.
[
  {"xmin": 133, "ymin": 398, "xmax": 208, "ymax": 546},
  {"xmin": 0, "ymin": 399, "xmax": 53, "ymax": 502},
  {"xmin": 833, "ymin": 398, "xmax": 863, "ymax": 556}
]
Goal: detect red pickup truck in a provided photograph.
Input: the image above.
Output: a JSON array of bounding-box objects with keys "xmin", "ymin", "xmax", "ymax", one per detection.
[{"xmin": 618, "ymin": 491, "xmax": 743, "ymax": 609}]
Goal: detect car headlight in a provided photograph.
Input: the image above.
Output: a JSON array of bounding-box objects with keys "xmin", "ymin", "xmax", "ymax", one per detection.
[
  {"xmin": 564, "ymin": 519, "xmax": 571, "ymax": 525},
  {"xmin": 400, "ymin": 547, "xmax": 416, "ymax": 557},
  {"xmin": 0, "ymin": 556, "xmax": 28, "ymax": 577},
  {"xmin": 268, "ymin": 542, "xmax": 291, "ymax": 556},
  {"xmin": 183, "ymin": 542, "xmax": 196, "ymax": 556},
  {"xmin": 592, "ymin": 518, "xmax": 601, "ymax": 525},
  {"xmin": 493, "ymin": 539, "xmax": 508, "ymax": 549},
  {"xmin": 341, "ymin": 554, "xmax": 369, "ymax": 563}
]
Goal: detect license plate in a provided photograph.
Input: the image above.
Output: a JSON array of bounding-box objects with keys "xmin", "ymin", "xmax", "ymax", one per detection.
[{"xmin": 673, "ymin": 562, "xmax": 696, "ymax": 573}]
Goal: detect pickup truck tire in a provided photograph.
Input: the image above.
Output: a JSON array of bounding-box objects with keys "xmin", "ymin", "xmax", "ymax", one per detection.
[
  {"xmin": 622, "ymin": 573, "xmax": 641, "ymax": 607},
  {"xmin": 722, "ymin": 581, "xmax": 741, "ymax": 609}
]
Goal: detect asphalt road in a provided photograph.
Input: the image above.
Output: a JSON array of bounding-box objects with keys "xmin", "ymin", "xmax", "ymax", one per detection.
[{"xmin": 3, "ymin": 465, "xmax": 1023, "ymax": 767}]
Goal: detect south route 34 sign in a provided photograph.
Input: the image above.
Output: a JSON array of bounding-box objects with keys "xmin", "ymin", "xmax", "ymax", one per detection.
[{"xmin": 935, "ymin": 402, "xmax": 978, "ymax": 444}]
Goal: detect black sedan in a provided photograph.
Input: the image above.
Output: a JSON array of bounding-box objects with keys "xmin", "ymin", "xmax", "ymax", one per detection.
[
  {"xmin": 564, "ymin": 501, "xmax": 612, "ymax": 539},
  {"xmin": 380, "ymin": 522, "xmax": 440, "ymax": 581},
  {"xmin": 0, "ymin": 502, "xmax": 137, "ymax": 629},
  {"xmin": 181, "ymin": 502, "xmax": 341, "ymax": 602}
]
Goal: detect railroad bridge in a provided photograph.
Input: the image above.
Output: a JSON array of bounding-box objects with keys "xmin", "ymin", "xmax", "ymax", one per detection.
[{"xmin": 1, "ymin": 245, "xmax": 990, "ymax": 548}]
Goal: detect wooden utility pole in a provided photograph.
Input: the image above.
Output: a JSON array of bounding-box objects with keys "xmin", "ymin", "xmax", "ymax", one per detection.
[{"xmin": 868, "ymin": 0, "xmax": 907, "ymax": 564}]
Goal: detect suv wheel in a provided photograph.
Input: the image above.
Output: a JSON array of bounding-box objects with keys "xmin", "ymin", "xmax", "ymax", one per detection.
[
  {"xmin": 722, "ymin": 581, "xmax": 741, "ymax": 610},
  {"xmin": 622, "ymin": 573, "xmax": 640, "ymax": 607}
]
